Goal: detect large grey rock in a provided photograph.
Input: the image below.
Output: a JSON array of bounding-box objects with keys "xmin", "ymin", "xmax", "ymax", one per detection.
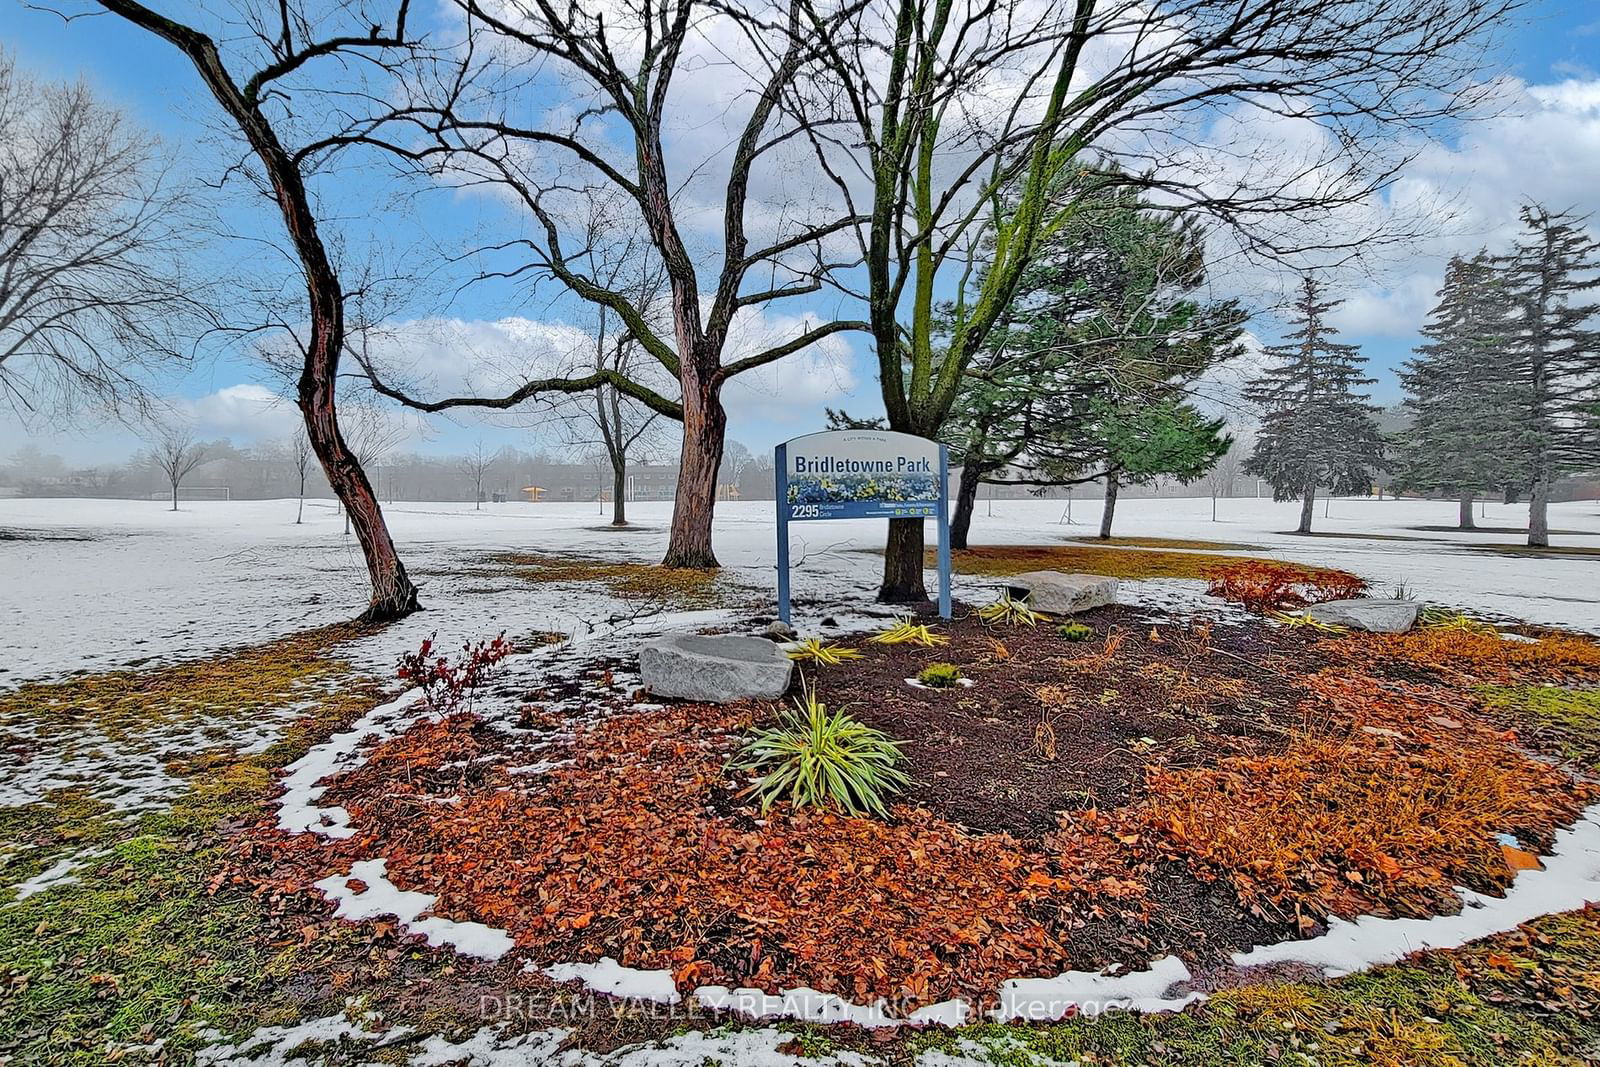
[
  {"xmin": 640, "ymin": 634, "xmax": 794, "ymax": 703},
  {"xmin": 1303, "ymin": 598, "xmax": 1420, "ymax": 633},
  {"xmin": 1003, "ymin": 571, "xmax": 1119, "ymax": 615}
]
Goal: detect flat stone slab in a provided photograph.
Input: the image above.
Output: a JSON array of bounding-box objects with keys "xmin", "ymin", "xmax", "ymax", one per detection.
[
  {"xmin": 1303, "ymin": 598, "xmax": 1420, "ymax": 633},
  {"xmin": 1003, "ymin": 571, "xmax": 1119, "ymax": 615},
  {"xmin": 640, "ymin": 633, "xmax": 794, "ymax": 703}
]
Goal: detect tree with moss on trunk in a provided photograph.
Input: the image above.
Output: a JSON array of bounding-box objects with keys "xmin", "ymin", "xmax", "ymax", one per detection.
[
  {"xmin": 785, "ymin": 0, "xmax": 1520, "ymax": 602},
  {"xmin": 1244, "ymin": 277, "xmax": 1385, "ymax": 534},
  {"xmin": 1395, "ymin": 253, "xmax": 1525, "ymax": 529}
]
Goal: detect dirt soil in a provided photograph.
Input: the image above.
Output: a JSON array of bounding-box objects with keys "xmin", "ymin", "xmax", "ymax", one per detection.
[
  {"xmin": 809, "ymin": 605, "xmax": 1326, "ymax": 836},
  {"xmin": 266, "ymin": 606, "xmax": 1596, "ymax": 1014}
]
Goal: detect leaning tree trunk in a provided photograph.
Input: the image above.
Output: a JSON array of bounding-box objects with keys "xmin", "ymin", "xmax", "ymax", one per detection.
[
  {"xmin": 300, "ymin": 374, "xmax": 417, "ymax": 619},
  {"xmin": 663, "ymin": 372, "xmax": 724, "ymax": 568},
  {"xmin": 1528, "ymin": 472, "xmax": 1550, "ymax": 547},
  {"xmin": 1098, "ymin": 473, "xmax": 1119, "ymax": 540},
  {"xmin": 1458, "ymin": 490, "xmax": 1476, "ymax": 530},
  {"xmin": 949, "ymin": 463, "xmax": 984, "ymax": 550},
  {"xmin": 611, "ymin": 460, "xmax": 628, "ymax": 527},
  {"xmin": 1297, "ymin": 481, "xmax": 1316, "ymax": 534},
  {"xmin": 95, "ymin": 3, "xmax": 420, "ymax": 622}
]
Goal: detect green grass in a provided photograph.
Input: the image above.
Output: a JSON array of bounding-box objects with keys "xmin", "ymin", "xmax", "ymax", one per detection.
[
  {"xmin": 0, "ymin": 639, "xmax": 387, "ymax": 1065},
  {"xmin": 906, "ymin": 907, "xmax": 1600, "ymax": 1065},
  {"xmin": 1480, "ymin": 685, "xmax": 1600, "ymax": 770}
]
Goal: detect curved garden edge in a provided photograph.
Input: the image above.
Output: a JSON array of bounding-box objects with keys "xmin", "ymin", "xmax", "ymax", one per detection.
[
  {"xmin": 300, "ymin": 798, "xmax": 1600, "ymax": 1030},
  {"xmin": 274, "ymin": 630, "xmax": 1600, "ymax": 1035}
]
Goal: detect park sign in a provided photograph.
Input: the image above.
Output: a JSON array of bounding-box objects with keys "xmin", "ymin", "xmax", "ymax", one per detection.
[{"xmin": 774, "ymin": 429, "xmax": 951, "ymax": 624}]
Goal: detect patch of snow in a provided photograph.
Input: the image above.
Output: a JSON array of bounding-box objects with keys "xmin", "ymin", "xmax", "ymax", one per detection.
[
  {"xmin": 205, "ymin": 1019, "xmax": 882, "ymax": 1066},
  {"xmin": 905, "ymin": 677, "xmax": 976, "ymax": 690},
  {"xmin": 1231, "ymin": 801, "xmax": 1600, "ymax": 976},
  {"xmin": 587, "ymin": 1027, "xmax": 879, "ymax": 1066},
  {"xmin": 506, "ymin": 759, "xmax": 573, "ymax": 776},
  {"xmin": 197, "ymin": 1001, "xmax": 411, "ymax": 1065},
  {"xmin": 543, "ymin": 957, "xmax": 681, "ymax": 1004},
  {"xmin": 11, "ymin": 855, "xmax": 85, "ymax": 900},
  {"xmin": 410, "ymin": 1027, "xmax": 570, "ymax": 1065},
  {"xmin": 276, "ymin": 688, "xmax": 427, "ymax": 838},
  {"xmin": 5, "ymin": 496, "xmax": 1594, "ymax": 692},
  {"xmin": 314, "ymin": 858, "xmax": 515, "ymax": 960},
  {"xmin": 694, "ymin": 985, "xmax": 968, "ymax": 1028},
  {"xmin": 991, "ymin": 955, "xmax": 1201, "ymax": 1021}
]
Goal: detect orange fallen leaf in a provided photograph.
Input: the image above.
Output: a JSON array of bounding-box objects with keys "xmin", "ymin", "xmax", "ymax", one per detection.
[{"xmin": 1501, "ymin": 843, "xmax": 1543, "ymax": 872}]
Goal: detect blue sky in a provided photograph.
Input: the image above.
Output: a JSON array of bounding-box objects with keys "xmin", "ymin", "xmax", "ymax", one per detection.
[{"xmin": 4, "ymin": 1, "xmax": 1600, "ymax": 465}]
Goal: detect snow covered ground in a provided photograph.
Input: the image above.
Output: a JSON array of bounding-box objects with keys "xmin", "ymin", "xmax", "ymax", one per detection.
[{"xmin": 2, "ymin": 493, "xmax": 1597, "ymax": 687}]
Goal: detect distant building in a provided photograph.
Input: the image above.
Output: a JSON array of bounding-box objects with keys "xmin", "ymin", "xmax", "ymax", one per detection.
[{"xmin": 519, "ymin": 463, "xmax": 680, "ymax": 503}]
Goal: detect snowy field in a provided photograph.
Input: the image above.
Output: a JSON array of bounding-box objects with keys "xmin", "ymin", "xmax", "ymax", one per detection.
[{"xmin": 2, "ymin": 493, "xmax": 1598, "ymax": 688}]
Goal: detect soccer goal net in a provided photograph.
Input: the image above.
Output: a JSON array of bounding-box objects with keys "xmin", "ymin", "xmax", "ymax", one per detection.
[{"xmin": 170, "ymin": 486, "xmax": 232, "ymax": 501}]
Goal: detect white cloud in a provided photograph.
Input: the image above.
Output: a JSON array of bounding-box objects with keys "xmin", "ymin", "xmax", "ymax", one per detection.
[
  {"xmin": 1326, "ymin": 273, "xmax": 1445, "ymax": 338},
  {"xmin": 1193, "ymin": 76, "xmax": 1600, "ymax": 340},
  {"xmin": 721, "ymin": 309, "xmax": 861, "ymax": 430},
  {"xmin": 182, "ymin": 384, "xmax": 299, "ymax": 442},
  {"xmin": 349, "ymin": 307, "xmax": 858, "ymax": 450}
]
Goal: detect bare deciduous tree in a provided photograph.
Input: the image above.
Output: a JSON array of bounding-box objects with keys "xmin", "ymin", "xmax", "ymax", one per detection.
[
  {"xmin": 152, "ymin": 424, "xmax": 206, "ymax": 510},
  {"xmin": 531, "ymin": 243, "xmax": 674, "ymax": 528},
  {"xmin": 351, "ymin": 0, "xmax": 870, "ymax": 567},
  {"xmin": 77, "ymin": 0, "xmax": 426, "ymax": 620},
  {"xmin": 0, "ymin": 49, "xmax": 207, "ymax": 419},
  {"xmin": 1202, "ymin": 431, "xmax": 1249, "ymax": 521},
  {"xmin": 290, "ymin": 428, "xmax": 313, "ymax": 523},
  {"xmin": 459, "ymin": 439, "xmax": 492, "ymax": 510}
]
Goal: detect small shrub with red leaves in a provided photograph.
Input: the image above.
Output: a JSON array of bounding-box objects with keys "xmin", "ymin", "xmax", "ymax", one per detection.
[
  {"xmin": 1205, "ymin": 560, "xmax": 1368, "ymax": 614},
  {"xmin": 397, "ymin": 631, "xmax": 512, "ymax": 711}
]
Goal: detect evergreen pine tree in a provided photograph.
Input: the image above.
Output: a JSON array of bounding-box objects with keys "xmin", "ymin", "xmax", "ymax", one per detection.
[
  {"xmin": 1244, "ymin": 276, "xmax": 1386, "ymax": 534},
  {"xmin": 939, "ymin": 172, "xmax": 1245, "ymax": 546},
  {"xmin": 1085, "ymin": 398, "xmax": 1231, "ymax": 538},
  {"xmin": 1396, "ymin": 253, "xmax": 1524, "ymax": 528},
  {"xmin": 1496, "ymin": 206, "xmax": 1600, "ymax": 547}
]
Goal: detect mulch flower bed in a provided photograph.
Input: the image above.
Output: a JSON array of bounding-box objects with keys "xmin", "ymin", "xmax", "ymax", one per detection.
[{"xmin": 258, "ymin": 603, "xmax": 1600, "ymax": 1015}]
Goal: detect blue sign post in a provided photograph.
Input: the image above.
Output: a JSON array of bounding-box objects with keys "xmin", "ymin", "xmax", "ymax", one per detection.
[{"xmin": 774, "ymin": 429, "xmax": 951, "ymax": 625}]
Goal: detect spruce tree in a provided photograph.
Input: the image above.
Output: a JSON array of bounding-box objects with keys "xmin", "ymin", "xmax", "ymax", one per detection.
[
  {"xmin": 939, "ymin": 172, "xmax": 1245, "ymax": 546},
  {"xmin": 1496, "ymin": 207, "xmax": 1600, "ymax": 547},
  {"xmin": 1396, "ymin": 253, "xmax": 1524, "ymax": 528},
  {"xmin": 1244, "ymin": 277, "xmax": 1386, "ymax": 534}
]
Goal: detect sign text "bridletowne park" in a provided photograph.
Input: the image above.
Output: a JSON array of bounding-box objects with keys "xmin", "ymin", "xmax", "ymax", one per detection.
[{"xmin": 774, "ymin": 429, "xmax": 951, "ymax": 623}]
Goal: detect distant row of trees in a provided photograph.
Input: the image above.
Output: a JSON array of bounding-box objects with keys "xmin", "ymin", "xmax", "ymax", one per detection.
[{"xmin": 1240, "ymin": 206, "xmax": 1600, "ymax": 546}]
